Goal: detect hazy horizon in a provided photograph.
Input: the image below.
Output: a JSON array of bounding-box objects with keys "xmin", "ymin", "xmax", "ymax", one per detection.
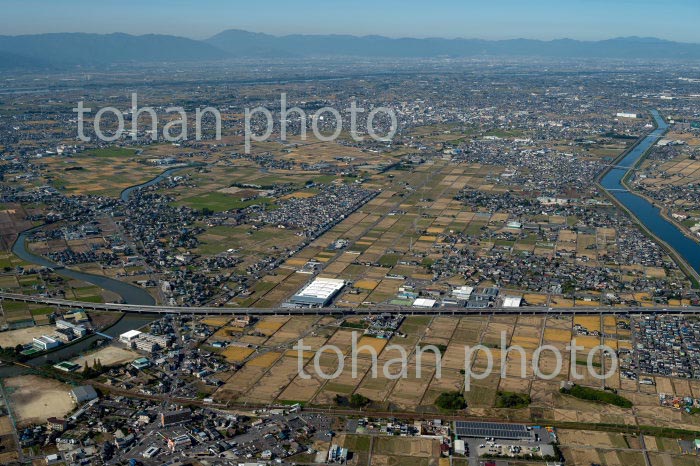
[
  {"xmin": 2, "ymin": 29, "xmax": 699, "ymax": 45},
  {"xmin": 2, "ymin": 0, "xmax": 699, "ymax": 43}
]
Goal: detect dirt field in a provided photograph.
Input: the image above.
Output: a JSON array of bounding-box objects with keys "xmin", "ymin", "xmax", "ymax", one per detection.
[
  {"xmin": 71, "ymin": 345, "xmax": 140, "ymax": 370},
  {"xmin": 4, "ymin": 375, "xmax": 74, "ymax": 427},
  {"xmin": 0, "ymin": 325, "xmax": 54, "ymax": 347},
  {"xmin": 0, "ymin": 416, "xmax": 13, "ymax": 435}
]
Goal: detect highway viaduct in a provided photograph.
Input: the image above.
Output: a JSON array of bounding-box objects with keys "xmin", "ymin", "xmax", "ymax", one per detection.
[{"xmin": 2, "ymin": 292, "xmax": 699, "ymax": 316}]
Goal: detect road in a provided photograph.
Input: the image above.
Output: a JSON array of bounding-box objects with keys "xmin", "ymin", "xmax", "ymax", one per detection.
[{"xmin": 1, "ymin": 291, "xmax": 699, "ymax": 315}]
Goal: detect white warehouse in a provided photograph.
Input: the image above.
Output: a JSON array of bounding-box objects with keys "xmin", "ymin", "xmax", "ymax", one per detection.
[{"xmin": 289, "ymin": 277, "xmax": 345, "ymax": 307}]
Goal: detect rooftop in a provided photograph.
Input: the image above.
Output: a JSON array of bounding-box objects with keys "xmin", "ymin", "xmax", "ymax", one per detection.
[{"xmin": 292, "ymin": 277, "xmax": 345, "ymax": 301}]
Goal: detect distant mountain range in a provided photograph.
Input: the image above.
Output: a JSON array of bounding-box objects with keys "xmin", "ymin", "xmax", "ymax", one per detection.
[{"xmin": 1, "ymin": 30, "xmax": 700, "ymax": 69}]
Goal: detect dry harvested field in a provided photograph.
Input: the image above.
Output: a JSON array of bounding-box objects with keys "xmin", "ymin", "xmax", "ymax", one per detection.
[
  {"xmin": 221, "ymin": 346, "xmax": 255, "ymax": 362},
  {"xmin": 204, "ymin": 313, "xmax": 691, "ymax": 435},
  {"xmin": 41, "ymin": 148, "xmax": 168, "ymax": 197}
]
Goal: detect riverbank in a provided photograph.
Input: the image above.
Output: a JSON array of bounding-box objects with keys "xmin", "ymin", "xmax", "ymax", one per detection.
[{"xmin": 597, "ymin": 110, "xmax": 700, "ymax": 288}]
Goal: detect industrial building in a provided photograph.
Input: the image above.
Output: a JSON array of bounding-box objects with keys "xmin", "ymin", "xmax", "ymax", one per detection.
[
  {"xmin": 327, "ymin": 444, "xmax": 349, "ymax": 463},
  {"xmin": 412, "ymin": 298, "xmax": 436, "ymax": 308},
  {"xmin": 288, "ymin": 277, "xmax": 345, "ymax": 307},
  {"xmin": 455, "ymin": 421, "xmax": 531, "ymax": 441},
  {"xmin": 452, "ymin": 286, "xmax": 474, "ymax": 301},
  {"xmin": 502, "ymin": 296, "xmax": 523, "ymax": 308}
]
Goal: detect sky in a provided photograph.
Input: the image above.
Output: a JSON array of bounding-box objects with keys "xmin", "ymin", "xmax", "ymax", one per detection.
[{"xmin": 2, "ymin": 0, "xmax": 699, "ymax": 42}]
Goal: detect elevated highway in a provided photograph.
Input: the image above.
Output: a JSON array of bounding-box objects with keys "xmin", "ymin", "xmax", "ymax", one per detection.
[{"xmin": 2, "ymin": 291, "xmax": 699, "ymax": 316}]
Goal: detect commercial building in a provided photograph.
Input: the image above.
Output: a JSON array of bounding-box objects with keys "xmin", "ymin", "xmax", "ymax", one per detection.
[
  {"xmin": 167, "ymin": 434, "xmax": 192, "ymax": 451},
  {"xmin": 453, "ymin": 439, "xmax": 466, "ymax": 455},
  {"xmin": 160, "ymin": 408, "xmax": 192, "ymax": 427},
  {"xmin": 289, "ymin": 277, "xmax": 345, "ymax": 307}
]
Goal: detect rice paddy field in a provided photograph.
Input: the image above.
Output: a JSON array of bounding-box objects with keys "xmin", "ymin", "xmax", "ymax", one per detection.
[
  {"xmin": 40, "ymin": 147, "xmax": 169, "ymax": 197},
  {"xmin": 192, "ymin": 159, "xmax": 685, "ymax": 308},
  {"xmin": 3, "ymin": 150, "xmax": 687, "ymax": 311},
  {"xmin": 201, "ymin": 312, "xmax": 700, "ymax": 434}
]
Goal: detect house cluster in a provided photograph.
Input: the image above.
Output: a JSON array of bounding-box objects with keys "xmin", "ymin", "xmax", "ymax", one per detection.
[{"xmin": 633, "ymin": 316, "xmax": 700, "ymax": 378}]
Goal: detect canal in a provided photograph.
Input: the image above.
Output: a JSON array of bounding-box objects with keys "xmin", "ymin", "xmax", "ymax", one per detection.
[{"xmin": 600, "ymin": 109, "xmax": 700, "ymax": 279}]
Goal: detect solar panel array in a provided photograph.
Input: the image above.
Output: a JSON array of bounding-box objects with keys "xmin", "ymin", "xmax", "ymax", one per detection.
[{"xmin": 455, "ymin": 421, "xmax": 530, "ymax": 439}]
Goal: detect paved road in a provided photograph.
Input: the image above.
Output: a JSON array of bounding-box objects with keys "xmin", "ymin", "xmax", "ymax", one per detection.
[{"xmin": 2, "ymin": 291, "xmax": 700, "ymax": 315}]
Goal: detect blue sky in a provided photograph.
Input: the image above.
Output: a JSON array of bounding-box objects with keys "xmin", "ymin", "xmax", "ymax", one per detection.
[{"xmin": 3, "ymin": 0, "xmax": 699, "ymax": 42}]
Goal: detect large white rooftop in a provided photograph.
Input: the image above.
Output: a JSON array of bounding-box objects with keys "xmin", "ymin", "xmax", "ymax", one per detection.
[
  {"xmin": 120, "ymin": 329, "xmax": 143, "ymax": 340},
  {"xmin": 413, "ymin": 298, "xmax": 436, "ymax": 308},
  {"xmin": 295, "ymin": 277, "xmax": 345, "ymax": 300},
  {"xmin": 502, "ymin": 296, "xmax": 523, "ymax": 308}
]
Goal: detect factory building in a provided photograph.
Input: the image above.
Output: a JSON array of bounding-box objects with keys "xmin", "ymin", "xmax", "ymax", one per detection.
[{"xmin": 288, "ymin": 277, "xmax": 345, "ymax": 307}]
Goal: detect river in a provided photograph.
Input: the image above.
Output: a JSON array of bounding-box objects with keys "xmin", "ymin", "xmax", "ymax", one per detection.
[
  {"xmin": 10, "ymin": 165, "xmax": 195, "ymax": 306},
  {"xmin": 600, "ymin": 109, "xmax": 700, "ymax": 278},
  {"xmin": 3, "ymin": 167, "xmax": 195, "ymax": 373}
]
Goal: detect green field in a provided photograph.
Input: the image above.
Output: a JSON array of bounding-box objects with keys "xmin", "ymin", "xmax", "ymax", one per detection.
[
  {"xmin": 177, "ymin": 192, "xmax": 274, "ymax": 212},
  {"xmin": 83, "ymin": 147, "xmax": 139, "ymax": 158}
]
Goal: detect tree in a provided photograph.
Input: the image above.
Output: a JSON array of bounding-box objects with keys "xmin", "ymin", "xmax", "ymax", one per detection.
[
  {"xmin": 349, "ymin": 394, "xmax": 371, "ymax": 408},
  {"xmin": 435, "ymin": 391, "xmax": 467, "ymax": 410}
]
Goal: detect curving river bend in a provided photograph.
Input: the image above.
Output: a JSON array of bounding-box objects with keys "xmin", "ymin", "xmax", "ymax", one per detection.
[
  {"xmin": 10, "ymin": 166, "xmax": 193, "ymax": 306},
  {"xmin": 3, "ymin": 167, "xmax": 193, "ymax": 372}
]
